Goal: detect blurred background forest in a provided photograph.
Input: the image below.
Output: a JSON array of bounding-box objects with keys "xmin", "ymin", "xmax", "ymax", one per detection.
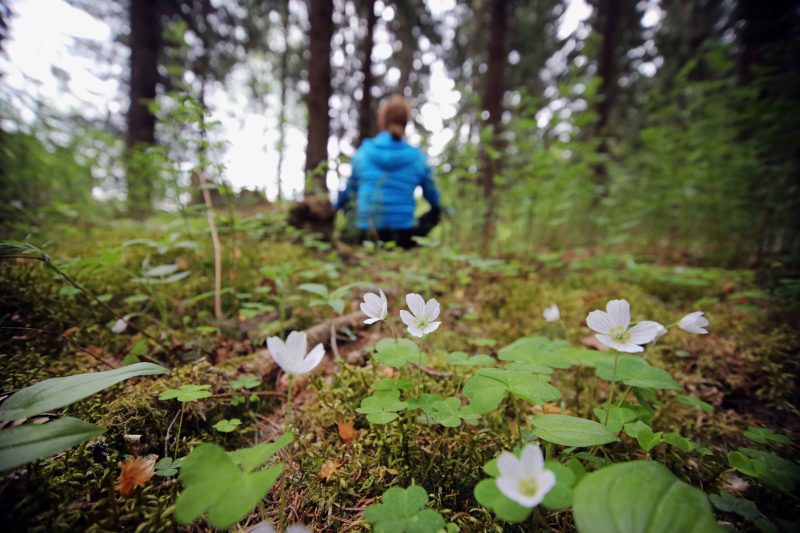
[{"xmin": 1, "ymin": 0, "xmax": 798, "ymax": 265}]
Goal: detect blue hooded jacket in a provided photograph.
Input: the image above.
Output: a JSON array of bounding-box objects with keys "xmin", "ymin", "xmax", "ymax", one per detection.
[{"xmin": 335, "ymin": 131, "xmax": 440, "ymax": 230}]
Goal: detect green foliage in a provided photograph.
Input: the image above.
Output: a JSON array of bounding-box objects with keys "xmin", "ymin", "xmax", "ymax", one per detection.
[
  {"xmin": 443, "ymin": 351, "xmax": 496, "ymax": 366},
  {"xmin": 155, "ymin": 456, "xmax": 183, "ymax": 477},
  {"xmin": 594, "ymin": 358, "xmax": 681, "ymax": 390},
  {"xmin": 174, "ymin": 433, "xmax": 293, "ymax": 529},
  {"xmin": 363, "ymin": 485, "xmax": 445, "ymax": 533},
  {"xmin": 532, "ymin": 414, "xmax": 619, "ymax": 447},
  {"xmin": 728, "ymin": 448, "xmax": 800, "ymax": 493},
  {"xmin": 573, "ymin": 461, "xmax": 723, "ymax": 533},
  {"xmin": 462, "ymin": 367, "xmax": 561, "ymax": 414},
  {"xmin": 213, "ymin": 418, "xmax": 242, "ymax": 432},
  {"xmin": 373, "ymin": 338, "xmax": 428, "ymax": 368},
  {"xmin": 743, "ymin": 427, "xmax": 791, "ymax": 446},
  {"xmin": 159, "ymin": 384, "xmax": 212, "ymax": 402},
  {"xmin": 356, "ymin": 390, "xmax": 408, "ymax": 424},
  {"xmin": 0, "ymin": 417, "xmax": 106, "ymax": 471},
  {"xmin": 0, "ymin": 363, "xmax": 169, "ymax": 421},
  {"xmin": 229, "ymin": 375, "xmax": 261, "ymax": 390}
]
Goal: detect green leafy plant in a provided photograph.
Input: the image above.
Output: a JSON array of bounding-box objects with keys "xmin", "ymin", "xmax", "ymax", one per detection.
[
  {"xmin": 155, "ymin": 456, "xmax": 183, "ymax": 477},
  {"xmin": 363, "ymin": 485, "xmax": 446, "ymax": 532},
  {"xmin": 0, "ymin": 417, "xmax": 106, "ymax": 472},
  {"xmin": 213, "ymin": 418, "xmax": 242, "ymax": 433},
  {"xmin": 572, "ymin": 461, "xmax": 722, "ymax": 533},
  {"xmin": 159, "ymin": 384, "xmax": 212, "ymax": 403},
  {"xmin": 174, "ymin": 433, "xmax": 293, "ymax": 529}
]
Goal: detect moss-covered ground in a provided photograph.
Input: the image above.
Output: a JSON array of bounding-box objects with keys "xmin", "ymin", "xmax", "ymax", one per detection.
[{"xmin": 1, "ymin": 210, "xmax": 798, "ymax": 531}]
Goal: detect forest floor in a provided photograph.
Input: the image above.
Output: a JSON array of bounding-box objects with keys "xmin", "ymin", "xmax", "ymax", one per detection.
[{"xmin": 1, "ymin": 209, "xmax": 798, "ymax": 532}]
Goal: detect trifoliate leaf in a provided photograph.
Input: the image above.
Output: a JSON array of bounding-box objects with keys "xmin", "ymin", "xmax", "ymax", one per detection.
[
  {"xmin": 373, "ymin": 338, "xmax": 427, "ymax": 368},
  {"xmin": 159, "ymin": 384, "xmax": 212, "ymax": 402},
  {"xmin": 593, "ymin": 406, "xmax": 637, "ymax": 433},
  {"xmin": 498, "ymin": 336, "xmax": 572, "ymax": 368},
  {"xmin": 444, "ymin": 351, "xmax": 496, "ymax": 366},
  {"xmin": 213, "ymin": 418, "xmax": 242, "ymax": 433},
  {"xmin": 230, "ymin": 375, "xmax": 261, "ymax": 389},
  {"xmin": 364, "ymin": 485, "xmax": 445, "ymax": 533},
  {"xmin": 595, "ymin": 357, "xmax": 681, "ymax": 390},
  {"xmin": 743, "ymin": 427, "xmax": 791, "ymax": 445},
  {"xmin": 356, "ymin": 390, "xmax": 407, "ymax": 424},
  {"xmin": 372, "ymin": 378, "xmax": 413, "ymax": 391}
]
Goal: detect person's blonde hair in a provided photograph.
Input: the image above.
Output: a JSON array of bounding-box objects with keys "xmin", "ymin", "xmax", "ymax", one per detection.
[{"xmin": 378, "ymin": 95, "xmax": 411, "ymax": 140}]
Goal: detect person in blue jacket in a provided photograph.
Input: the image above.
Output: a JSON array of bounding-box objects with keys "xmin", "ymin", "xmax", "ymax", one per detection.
[{"xmin": 334, "ymin": 95, "xmax": 441, "ymax": 248}]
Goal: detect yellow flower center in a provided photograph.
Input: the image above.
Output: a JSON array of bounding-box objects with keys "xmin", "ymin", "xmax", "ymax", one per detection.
[
  {"xmin": 518, "ymin": 477, "xmax": 539, "ymax": 497},
  {"xmin": 610, "ymin": 326, "xmax": 631, "ymax": 343}
]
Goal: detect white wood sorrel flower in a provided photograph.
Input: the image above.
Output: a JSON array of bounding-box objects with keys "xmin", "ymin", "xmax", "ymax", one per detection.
[
  {"xmin": 266, "ymin": 331, "xmax": 325, "ymax": 375},
  {"xmin": 496, "ymin": 444, "xmax": 556, "ymax": 508},
  {"xmin": 543, "ymin": 304, "xmax": 560, "ymax": 322},
  {"xmin": 678, "ymin": 311, "xmax": 710, "ymax": 334},
  {"xmin": 360, "ymin": 289, "xmax": 388, "ymax": 324},
  {"xmin": 400, "ymin": 293, "xmax": 441, "ymax": 338},
  {"xmin": 586, "ymin": 299, "xmax": 662, "ymax": 353}
]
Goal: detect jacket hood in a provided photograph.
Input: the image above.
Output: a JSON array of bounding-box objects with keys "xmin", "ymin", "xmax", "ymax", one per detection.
[{"xmin": 360, "ymin": 131, "xmax": 421, "ymax": 171}]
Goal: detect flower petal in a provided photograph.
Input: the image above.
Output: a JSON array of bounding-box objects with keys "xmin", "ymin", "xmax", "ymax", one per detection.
[
  {"xmin": 424, "ymin": 298, "xmax": 440, "ymax": 321},
  {"xmin": 406, "ymin": 293, "xmax": 425, "ymax": 317},
  {"xmin": 379, "ymin": 289, "xmax": 388, "ymax": 318},
  {"xmin": 596, "ymin": 334, "xmax": 644, "ymax": 353},
  {"xmin": 364, "ymin": 292, "xmax": 381, "ymax": 310},
  {"xmin": 496, "ymin": 476, "xmax": 540, "ymax": 508},
  {"xmin": 521, "ymin": 444, "xmax": 544, "ymax": 476},
  {"xmin": 531, "ymin": 468, "xmax": 556, "ymax": 506},
  {"xmin": 606, "ymin": 299, "xmax": 631, "ymax": 329},
  {"xmin": 294, "ymin": 343, "xmax": 325, "ymax": 374},
  {"xmin": 406, "ymin": 323, "xmax": 424, "ymax": 338},
  {"xmin": 399, "ymin": 310, "xmax": 416, "ymax": 328},
  {"xmin": 285, "ymin": 331, "xmax": 307, "ymax": 359},
  {"xmin": 363, "ymin": 316, "xmax": 380, "ymax": 325},
  {"xmin": 628, "ymin": 321, "xmax": 661, "ymax": 345},
  {"xmin": 421, "ymin": 321, "xmax": 441, "ymax": 335},
  {"xmin": 496, "ymin": 451, "xmax": 523, "ymax": 480},
  {"xmin": 586, "ymin": 310, "xmax": 612, "ymax": 334},
  {"xmin": 267, "ymin": 336, "xmax": 289, "ymax": 372}
]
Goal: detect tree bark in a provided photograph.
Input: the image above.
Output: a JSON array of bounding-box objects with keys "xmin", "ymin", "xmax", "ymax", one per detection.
[
  {"xmin": 304, "ymin": 0, "xmax": 334, "ymax": 194},
  {"xmin": 126, "ymin": 0, "xmax": 160, "ymax": 218},
  {"xmin": 356, "ymin": 0, "xmax": 378, "ymax": 147},
  {"xmin": 480, "ymin": 0, "xmax": 508, "ymax": 245},
  {"xmin": 275, "ymin": 0, "xmax": 291, "ymax": 200}
]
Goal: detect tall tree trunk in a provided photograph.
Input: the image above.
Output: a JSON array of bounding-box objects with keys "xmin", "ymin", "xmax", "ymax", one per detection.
[
  {"xmin": 275, "ymin": 0, "xmax": 291, "ymax": 201},
  {"xmin": 356, "ymin": 0, "xmax": 378, "ymax": 147},
  {"xmin": 480, "ymin": 0, "xmax": 508, "ymax": 245},
  {"xmin": 126, "ymin": 0, "xmax": 160, "ymax": 218},
  {"xmin": 590, "ymin": 0, "xmax": 620, "ymax": 201},
  {"xmin": 304, "ymin": 0, "xmax": 334, "ymax": 195}
]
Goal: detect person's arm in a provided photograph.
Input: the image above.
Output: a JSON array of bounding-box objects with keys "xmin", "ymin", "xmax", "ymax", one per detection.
[{"xmin": 419, "ymin": 159, "xmax": 441, "ymax": 210}]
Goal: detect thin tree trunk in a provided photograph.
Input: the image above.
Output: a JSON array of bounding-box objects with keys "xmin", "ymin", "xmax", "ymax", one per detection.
[
  {"xmin": 304, "ymin": 0, "xmax": 334, "ymax": 195},
  {"xmin": 275, "ymin": 0, "xmax": 290, "ymax": 201},
  {"xmin": 480, "ymin": 0, "xmax": 508, "ymax": 246},
  {"xmin": 357, "ymin": 0, "xmax": 378, "ymax": 147},
  {"xmin": 591, "ymin": 0, "xmax": 620, "ymax": 200},
  {"xmin": 126, "ymin": 0, "xmax": 160, "ymax": 218}
]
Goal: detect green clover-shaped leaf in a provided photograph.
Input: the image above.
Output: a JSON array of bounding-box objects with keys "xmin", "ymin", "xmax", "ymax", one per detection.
[
  {"xmin": 213, "ymin": 418, "xmax": 242, "ymax": 433},
  {"xmin": 533, "ymin": 414, "xmax": 619, "ymax": 447},
  {"xmin": 623, "ymin": 421, "xmax": 662, "ymax": 452},
  {"xmin": 743, "ymin": 427, "xmax": 791, "ymax": 445},
  {"xmin": 498, "ymin": 336, "xmax": 572, "ymax": 369},
  {"xmin": 595, "ymin": 358, "xmax": 680, "ymax": 390},
  {"xmin": 463, "ymin": 368, "xmax": 561, "ymax": 414},
  {"xmin": 373, "ymin": 338, "xmax": 427, "ymax": 368},
  {"xmin": 592, "ymin": 406, "xmax": 637, "ymax": 433},
  {"xmin": 356, "ymin": 390, "xmax": 408, "ymax": 424},
  {"xmin": 155, "ymin": 456, "xmax": 184, "ymax": 477},
  {"xmin": 372, "ymin": 378, "xmax": 413, "ymax": 391},
  {"xmin": 444, "ymin": 351, "xmax": 496, "ymax": 366},
  {"xmin": 425, "ymin": 397, "xmax": 480, "ymax": 428},
  {"xmin": 230, "ymin": 375, "xmax": 261, "ymax": 389},
  {"xmin": 364, "ymin": 485, "xmax": 445, "ymax": 533},
  {"xmin": 159, "ymin": 384, "xmax": 212, "ymax": 402}
]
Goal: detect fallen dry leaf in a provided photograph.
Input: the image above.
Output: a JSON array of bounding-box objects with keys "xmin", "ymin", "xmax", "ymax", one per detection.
[
  {"xmin": 116, "ymin": 454, "xmax": 157, "ymax": 497},
  {"xmin": 337, "ymin": 419, "xmax": 355, "ymax": 442},
  {"xmin": 319, "ymin": 460, "xmax": 341, "ymax": 481}
]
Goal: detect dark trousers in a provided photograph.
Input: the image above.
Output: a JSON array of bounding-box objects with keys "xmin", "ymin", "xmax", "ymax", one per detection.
[{"xmin": 359, "ymin": 207, "xmax": 441, "ymax": 249}]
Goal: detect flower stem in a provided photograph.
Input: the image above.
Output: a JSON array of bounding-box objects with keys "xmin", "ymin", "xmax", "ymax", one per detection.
[
  {"xmin": 286, "ymin": 374, "xmax": 294, "ymax": 430},
  {"xmin": 173, "ymin": 404, "xmax": 185, "ymax": 458},
  {"xmin": 603, "ymin": 353, "xmax": 620, "ymax": 427},
  {"xmin": 511, "ymin": 396, "xmax": 524, "ymax": 445}
]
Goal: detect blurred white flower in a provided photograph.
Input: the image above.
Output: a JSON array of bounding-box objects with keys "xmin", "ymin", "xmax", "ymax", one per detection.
[
  {"xmin": 496, "ymin": 444, "xmax": 556, "ymax": 508},
  {"xmin": 360, "ymin": 289, "xmax": 388, "ymax": 324},
  {"xmin": 543, "ymin": 304, "xmax": 560, "ymax": 322},
  {"xmin": 399, "ymin": 293, "xmax": 441, "ymax": 338},
  {"xmin": 267, "ymin": 331, "xmax": 325, "ymax": 375},
  {"xmin": 654, "ymin": 323, "xmax": 669, "ymax": 339},
  {"xmin": 247, "ymin": 522, "xmax": 310, "ymax": 533},
  {"xmin": 678, "ymin": 311, "xmax": 710, "ymax": 334},
  {"xmin": 586, "ymin": 299, "xmax": 661, "ymax": 353},
  {"xmin": 111, "ymin": 319, "xmax": 128, "ymax": 334}
]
